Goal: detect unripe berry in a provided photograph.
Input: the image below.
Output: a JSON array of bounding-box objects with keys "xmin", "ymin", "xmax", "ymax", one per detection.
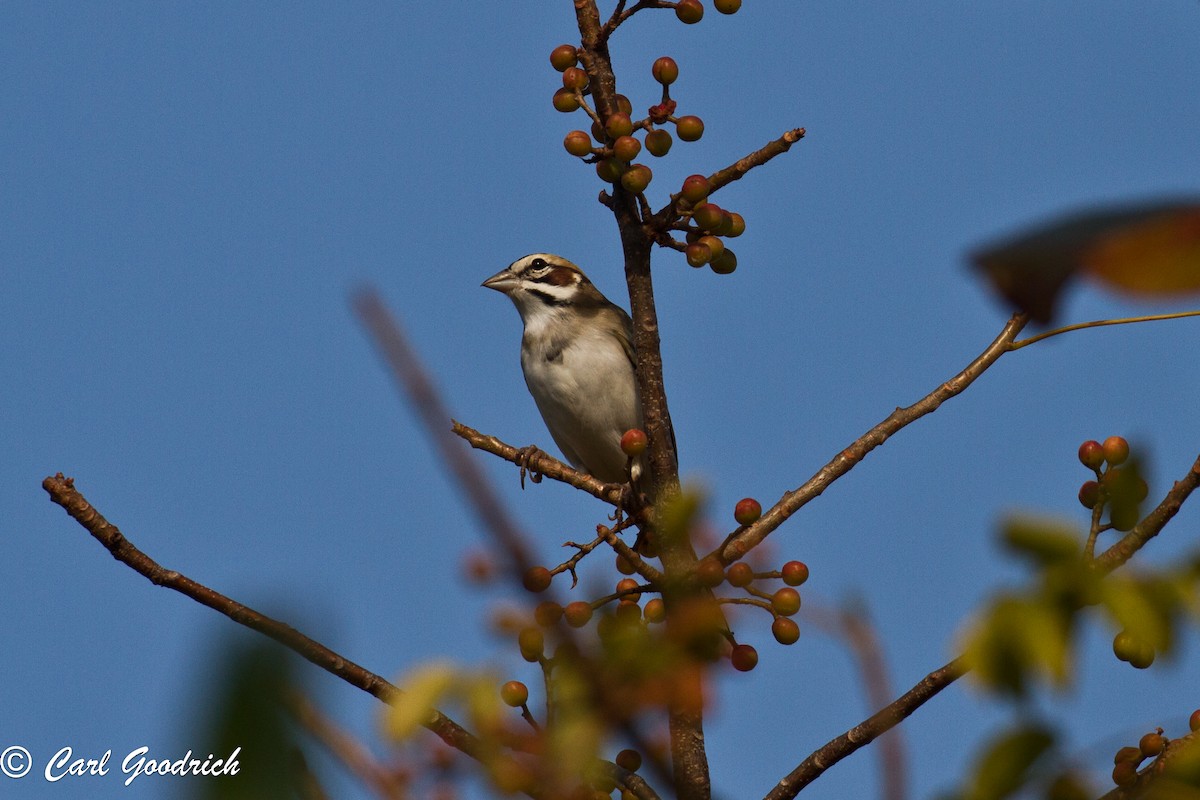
[
  {"xmin": 613, "ymin": 135, "xmax": 641, "ymax": 162},
  {"xmin": 781, "ymin": 560, "xmax": 809, "ymax": 586},
  {"xmin": 620, "ymin": 164, "xmax": 653, "ymax": 194},
  {"xmin": 675, "ymin": 0, "xmax": 704, "ymax": 24},
  {"xmin": 1114, "ymin": 746, "xmax": 1143, "ymax": 765},
  {"xmin": 1190, "ymin": 708, "xmax": 1200, "ymax": 732},
  {"xmin": 714, "ymin": 0, "xmax": 741, "ymax": 13},
  {"xmin": 534, "ymin": 600, "xmax": 563, "ymax": 627},
  {"xmin": 563, "ymin": 130, "xmax": 593, "ymax": 157},
  {"xmin": 553, "ymin": 88, "xmax": 580, "ymax": 113},
  {"xmin": 726, "ymin": 212, "xmax": 746, "ymax": 237},
  {"xmin": 772, "ymin": 587, "xmax": 801, "ymax": 616},
  {"xmin": 620, "ymin": 428, "xmax": 648, "ymax": 456},
  {"xmin": 615, "ymin": 749, "xmax": 642, "ymax": 772},
  {"xmin": 772, "ymin": 616, "xmax": 800, "ymax": 645},
  {"xmin": 1103, "ymin": 436, "xmax": 1130, "ymax": 466},
  {"xmin": 500, "ymin": 680, "xmax": 529, "ymax": 707},
  {"xmin": 1139, "ymin": 732, "xmax": 1165, "ymax": 757},
  {"xmin": 696, "ymin": 556, "xmax": 726, "ymax": 587},
  {"xmin": 731, "ymin": 643, "xmax": 758, "ymax": 672},
  {"xmin": 709, "ymin": 248, "xmax": 737, "ymax": 274},
  {"xmin": 550, "ymin": 44, "xmax": 578, "ymax": 71},
  {"xmin": 692, "ymin": 202, "xmax": 724, "ymax": 231},
  {"xmin": 615, "ymin": 94, "xmax": 634, "ymax": 116},
  {"xmin": 1112, "ymin": 630, "xmax": 1138, "ymax": 662},
  {"xmin": 1078, "ymin": 440, "xmax": 1105, "ymax": 470},
  {"xmin": 733, "ymin": 497, "xmax": 761, "ymax": 525},
  {"xmin": 726, "ymin": 561, "xmax": 754, "ymax": 587},
  {"xmin": 698, "ymin": 235, "xmax": 725, "ymax": 259},
  {"xmin": 616, "ymin": 577, "xmax": 641, "ymax": 597},
  {"xmin": 523, "ymin": 566, "xmax": 552, "ymax": 593},
  {"xmin": 605, "ymin": 113, "xmax": 634, "ymax": 139},
  {"xmin": 562, "ymin": 66, "xmax": 588, "ymax": 91},
  {"xmin": 518, "ymin": 626, "xmax": 545, "ymax": 661},
  {"xmin": 676, "ymin": 115, "xmax": 704, "ymax": 141},
  {"xmin": 1078, "ymin": 480, "xmax": 1100, "ymax": 509},
  {"xmin": 1112, "ymin": 761, "xmax": 1137, "ymax": 787},
  {"xmin": 685, "ymin": 243, "xmax": 711, "ymax": 267},
  {"xmin": 680, "ymin": 174, "xmax": 711, "ymax": 203},
  {"xmin": 645, "ymin": 129, "xmax": 673, "ymax": 157},
  {"xmin": 643, "ymin": 597, "xmax": 666, "ymax": 623},
  {"xmin": 564, "ymin": 601, "xmax": 594, "ymax": 628},
  {"xmin": 595, "ymin": 158, "xmax": 625, "ymax": 183},
  {"xmin": 616, "ymin": 554, "xmax": 637, "ymax": 575},
  {"xmin": 652, "ymin": 56, "xmax": 679, "ymax": 85},
  {"xmin": 1111, "ymin": 505, "xmax": 1138, "ymax": 532}
]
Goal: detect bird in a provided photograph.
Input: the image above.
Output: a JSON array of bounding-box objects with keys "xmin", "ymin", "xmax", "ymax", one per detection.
[{"xmin": 482, "ymin": 253, "xmax": 668, "ymax": 488}]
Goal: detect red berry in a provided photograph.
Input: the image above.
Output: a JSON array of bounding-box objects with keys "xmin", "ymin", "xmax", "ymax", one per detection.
[
  {"xmin": 615, "ymin": 749, "xmax": 642, "ymax": 772},
  {"xmin": 733, "ymin": 497, "xmax": 761, "ymax": 525},
  {"xmin": 1078, "ymin": 480, "xmax": 1100, "ymax": 509},
  {"xmin": 615, "ymin": 94, "xmax": 633, "ymax": 116},
  {"xmin": 772, "ymin": 587, "xmax": 801, "ymax": 616},
  {"xmin": 714, "ymin": 0, "xmax": 741, "ymax": 13},
  {"xmin": 1139, "ymin": 732, "xmax": 1165, "ymax": 757},
  {"xmin": 726, "ymin": 561, "xmax": 754, "ymax": 587},
  {"xmin": 1103, "ymin": 436, "xmax": 1130, "ymax": 466},
  {"xmin": 676, "ymin": 115, "xmax": 705, "ymax": 141},
  {"xmin": 731, "ymin": 643, "xmax": 758, "ymax": 672},
  {"xmin": 696, "ymin": 557, "xmax": 726, "ymax": 587},
  {"xmin": 552, "ymin": 87, "xmax": 580, "ymax": 113},
  {"xmin": 549, "ymin": 44, "xmax": 578, "ymax": 71},
  {"xmin": 1112, "ymin": 761, "xmax": 1137, "ymax": 787},
  {"xmin": 652, "ymin": 56, "xmax": 679, "ymax": 85},
  {"xmin": 534, "ymin": 600, "xmax": 563, "ymax": 627},
  {"xmin": 500, "ymin": 680, "xmax": 529, "ymax": 707},
  {"xmin": 620, "ymin": 164, "xmax": 653, "ymax": 194},
  {"xmin": 698, "ymin": 235, "xmax": 725, "ymax": 260},
  {"xmin": 643, "ymin": 598, "xmax": 666, "ymax": 623},
  {"xmin": 562, "ymin": 66, "xmax": 588, "ymax": 91},
  {"xmin": 680, "ymin": 174, "xmax": 711, "ymax": 203},
  {"xmin": 692, "ymin": 202, "xmax": 724, "ymax": 231},
  {"xmin": 605, "ymin": 113, "xmax": 634, "ymax": 139},
  {"xmin": 564, "ymin": 601, "xmax": 594, "ymax": 628},
  {"xmin": 612, "ymin": 135, "xmax": 641, "ymax": 162},
  {"xmin": 1078, "ymin": 440, "xmax": 1105, "ymax": 470},
  {"xmin": 685, "ymin": 243, "xmax": 711, "ymax": 268},
  {"xmin": 772, "ymin": 616, "xmax": 800, "ymax": 645},
  {"xmin": 1190, "ymin": 709, "xmax": 1200, "ymax": 732},
  {"xmin": 620, "ymin": 428, "xmax": 648, "ymax": 456},
  {"xmin": 709, "ymin": 248, "xmax": 737, "ymax": 274},
  {"xmin": 781, "ymin": 560, "xmax": 809, "ymax": 586},
  {"xmin": 1114, "ymin": 746, "xmax": 1143, "ymax": 765},
  {"xmin": 563, "ymin": 130, "xmax": 593, "ymax": 157},
  {"xmin": 522, "ymin": 566, "xmax": 552, "ymax": 593},
  {"xmin": 675, "ymin": 0, "xmax": 704, "ymax": 24},
  {"xmin": 645, "ymin": 129, "xmax": 673, "ymax": 157}
]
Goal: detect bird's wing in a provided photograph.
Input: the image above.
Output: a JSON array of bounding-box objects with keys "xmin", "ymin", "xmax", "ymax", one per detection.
[{"xmin": 617, "ymin": 307, "xmax": 679, "ymax": 465}]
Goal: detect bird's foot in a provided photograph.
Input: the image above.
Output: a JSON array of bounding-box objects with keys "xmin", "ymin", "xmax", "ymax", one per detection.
[{"xmin": 514, "ymin": 445, "xmax": 545, "ymax": 489}]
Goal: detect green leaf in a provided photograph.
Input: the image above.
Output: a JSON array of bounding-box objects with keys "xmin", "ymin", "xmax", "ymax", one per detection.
[
  {"xmin": 1000, "ymin": 517, "xmax": 1081, "ymax": 566},
  {"xmin": 963, "ymin": 724, "xmax": 1056, "ymax": 800},
  {"xmin": 961, "ymin": 596, "xmax": 1072, "ymax": 696}
]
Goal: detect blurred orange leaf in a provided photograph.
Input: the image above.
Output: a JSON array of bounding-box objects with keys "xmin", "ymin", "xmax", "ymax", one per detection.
[{"xmin": 971, "ymin": 200, "xmax": 1200, "ymax": 323}]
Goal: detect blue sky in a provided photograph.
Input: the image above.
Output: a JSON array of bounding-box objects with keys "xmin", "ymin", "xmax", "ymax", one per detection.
[{"xmin": 3, "ymin": 2, "xmax": 1199, "ymax": 798}]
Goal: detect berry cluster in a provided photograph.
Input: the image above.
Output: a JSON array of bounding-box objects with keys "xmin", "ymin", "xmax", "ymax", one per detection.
[
  {"xmin": 549, "ymin": 23, "xmax": 748, "ymax": 275},
  {"xmin": 1110, "ymin": 726, "xmax": 1172, "ymax": 788},
  {"xmin": 1076, "ymin": 435, "xmax": 1147, "ymax": 533}
]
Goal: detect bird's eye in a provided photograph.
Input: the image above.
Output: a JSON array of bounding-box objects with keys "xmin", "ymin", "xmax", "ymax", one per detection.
[{"xmin": 530, "ymin": 258, "xmax": 547, "ymax": 269}]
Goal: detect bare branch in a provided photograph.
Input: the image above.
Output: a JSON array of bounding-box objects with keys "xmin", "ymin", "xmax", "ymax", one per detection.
[
  {"xmin": 289, "ymin": 691, "xmax": 410, "ymax": 800},
  {"xmin": 601, "ymin": 0, "xmax": 672, "ymax": 41},
  {"xmin": 1008, "ymin": 309, "xmax": 1200, "ymax": 351},
  {"xmin": 718, "ymin": 313, "xmax": 1029, "ymax": 563},
  {"xmin": 762, "ymin": 657, "xmax": 967, "ymax": 800},
  {"xmin": 40, "ymin": 474, "xmax": 486, "ymax": 764}
]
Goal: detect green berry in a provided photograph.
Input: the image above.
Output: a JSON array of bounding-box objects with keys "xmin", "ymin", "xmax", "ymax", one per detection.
[
  {"xmin": 772, "ymin": 616, "xmax": 800, "ymax": 645},
  {"xmin": 709, "ymin": 248, "xmax": 737, "ymax": 274},
  {"xmin": 605, "ymin": 113, "xmax": 634, "ymax": 139},
  {"xmin": 676, "ymin": 115, "xmax": 705, "ymax": 141},
  {"xmin": 714, "ymin": 0, "xmax": 741, "ymax": 13},
  {"xmin": 613, "ymin": 135, "xmax": 641, "ymax": 162},
  {"xmin": 772, "ymin": 587, "xmax": 801, "ymax": 616},
  {"xmin": 675, "ymin": 0, "xmax": 704, "ymax": 24},
  {"xmin": 1103, "ymin": 436, "xmax": 1130, "ymax": 466},
  {"xmin": 552, "ymin": 88, "xmax": 580, "ymax": 113},
  {"xmin": 685, "ymin": 243, "xmax": 711, "ymax": 267},
  {"xmin": 549, "ymin": 44, "xmax": 578, "ymax": 71},
  {"xmin": 500, "ymin": 680, "xmax": 529, "ymax": 707},
  {"xmin": 563, "ymin": 130, "xmax": 593, "ymax": 157},
  {"xmin": 620, "ymin": 164, "xmax": 652, "ymax": 193},
  {"xmin": 652, "ymin": 56, "xmax": 679, "ymax": 85},
  {"xmin": 645, "ymin": 129, "xmax": 673, "ymax": 157}
]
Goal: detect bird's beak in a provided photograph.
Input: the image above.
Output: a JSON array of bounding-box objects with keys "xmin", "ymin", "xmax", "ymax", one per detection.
[{"xmin": 482, "ymin": 268, "xmax": 518, "ymax": 293}]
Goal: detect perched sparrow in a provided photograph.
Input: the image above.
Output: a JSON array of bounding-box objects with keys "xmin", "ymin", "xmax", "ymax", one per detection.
[{"xmin": 483, "ymin": 253, "xmax": 668, "ymax": 487}]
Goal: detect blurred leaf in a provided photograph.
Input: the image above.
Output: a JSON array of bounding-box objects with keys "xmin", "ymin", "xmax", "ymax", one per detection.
[
  {"xmin": 189, "ymin": 638, "xmax": 306, "ymax": 800},
  {"xmin": 1001, "ymin": 517, "xmax": 1081, "ymax": 566},
  {"xmin": 382, "ymin": 661, "xmax": 458, "ymax": 740},
  {"xmin": 970, "ymin": 200, "xmax": 1200, "ymax": 323},
  {"xmin": 961, "ymin": 596, "xmax": 1071, "ymax": 696},
  {"xmin": 963, "ymin": 724, "xmax": 1056, "ymax": 800}
]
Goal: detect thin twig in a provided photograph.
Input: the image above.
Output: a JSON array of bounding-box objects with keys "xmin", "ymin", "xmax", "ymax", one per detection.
[
  {"xmin": 762, "ymin": 657, "xmax": 967, "ymax": 800},
  {"xmin": 1094, "ymin": 453, "xmax": 1200, "ymax": 573},
  {"xmin": 600, "ymin": 0, "xmax": 671, "ymax": 41},
  {"xmin": 1008, "ymin": 310, "xmax": 1200, "ymax": 350},
  {"xmin": 40, "ymin": 474, "xmax": 487, "ymax": 765},
  {"xmin": 718, "ymin": 313, "xmax": 1029, "ymax": 563}
]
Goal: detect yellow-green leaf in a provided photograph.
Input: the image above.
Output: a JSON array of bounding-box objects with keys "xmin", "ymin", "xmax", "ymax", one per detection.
[
  {"xmin": 963, "ymin": 724, "xmax": 1056, "ymax": 800},
  {"xmin": 382, "ymin": 662, "xmax": 459, "ymax": 740}
]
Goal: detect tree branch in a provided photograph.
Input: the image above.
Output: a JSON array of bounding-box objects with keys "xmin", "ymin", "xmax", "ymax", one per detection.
[
  {"xmin": 40, "ymin": 474, "xmax": 486, "ymax": 764},
  {"xmin": 762, "ymin": 656, "xmax": 967, "ymax": 800},
  {"xmin": 1094, "ymin": 452, "xmax": 1200, "ymax": 573},
  {"xmin": 1008, "ymin": 309, "xmax": 1200, "ymax": 351},
  {"xmin": 719, "ymin": 313, "xmax": 1029, "ymax": 563}
]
